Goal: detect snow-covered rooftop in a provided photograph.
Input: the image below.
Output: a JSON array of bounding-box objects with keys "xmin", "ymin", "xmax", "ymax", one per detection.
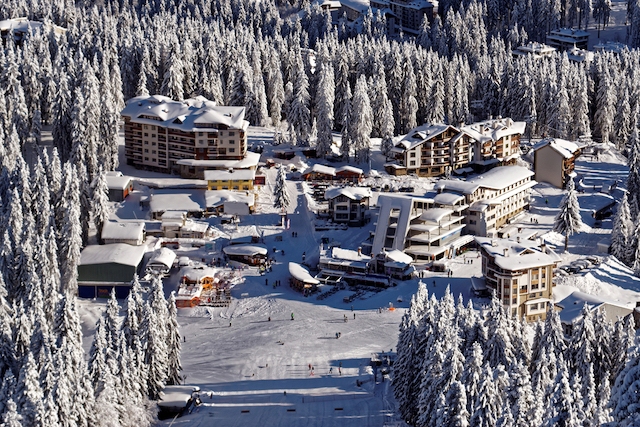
[
  {"xmin": 79, "ymin": 244, "xmax": 146, "ymax": 267},
  {"xmin": 331, "ymin": 247, "xmax": 371, "ymax": 262},
  {"xmin": 204, "ymin": 169, "xmax": 256, "ymax": 181},
  {"xmin": 177, "ymin": 151, "xmax": 261, "ymax": 168},
  {"xmin": 150, "ymin": 190, "xmax": 206, "ymax": 214},
  {"xmin": 555, "ymin": 290, "xmax": 632, "ymax": 325},
  {"xmin": 121, "ymin": 95, "xmax": 249, "ymax": 132},
  {"xmin": 336, "ymin": 165, "xmax": 364, "ymax": 175},
  {"xmin": 181, "ymin": 220, "xmax": 209, "ymax": 233},
  {"xmin": 289, "ymin": 262, "xmax": 320, "ymax": 285},
  {"xmin": 436, "ymin": 166, "xmax": 535, "ymax": 194},
  {"xmin": 324, "ymin": 186, "xmax": 372, "ymax": 201},
  {"xmin": 205, "ymin": 190, "xmax": 255, "ymax": 208},
  {"xmin": 461, "ymin": 118, "xmax": 526, "ymax": 144},
  {"xmin": 222, "ymin": 245, "xmax": 268, "ymax": 256},
  {"xmin": 475, "ymin": 237, "xmax": 561, "ymax": 271},
  {"xmin": 303, "ymin": 164, "xmax": 336, "ymax": 176},
  {"xmin": 0, "ymin": 17, "xmax": 67, "ymax": 35},
  {"xmin": 384, "ymin": 250, "xmax": 413, "ymax": 265},
  {"xmin": 419, "ymin": 208, "xmax": 453, "ymax": 223},
  {"xmin": 532, "ymin": 137, "xmax": 581, "ymax": 159},
  {"xmin": 180, "ymin": 266, "xmax": 218, "ymax": 282},
  {"xmin": 105, "ymin": 175, "xmax": 133, "ymax": 190},
  {"xmin": 549, "ymin": 28, "xmax": 589, "ymax": 38},
  {"xmin": 101, "ymin": 221, "xmax": 145, "ymax": 241},
  {"xmin": 434, "ymin": 192, "xmax": 465, "ymax": 206},
  {"xmin": 395, "ymin": 123, "xmax": 457, "ymax": 151},
  {"xmin": 147, "ymin": 248, "xmax": 177, "ymax": 270}
]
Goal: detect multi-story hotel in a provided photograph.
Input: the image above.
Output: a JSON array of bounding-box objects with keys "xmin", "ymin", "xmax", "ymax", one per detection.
[
  {"xmin": 435, "ymin": 165, "xmax": 536, "ymax": 237},
  {"xmin": 460, "ymin": 117, "xmax": 526, "ymax": 168},
  {"xmin": 385, "ymin": 124, "xmax": 463, "ymax": 177},
  {"xmin": 385, "ymin": 118, "xmax": 525, "ymax": 177},
  {"xmin": 368, "ymin": 193, "xmax": 474, "ymax": 263},
  {"xmin": 475, "ymin": 236, "xmax": 561, "ymax": 321},
  {"xmin": 121, "ymin": 95, "xmax": 249, "ymax": 175}
]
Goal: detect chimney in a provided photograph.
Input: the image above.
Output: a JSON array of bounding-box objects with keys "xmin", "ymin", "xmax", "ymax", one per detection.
[
  {"xmin": 491, "ymin": 240, "xmax": 498, "ymax": 247},
  {"xmin": 540, "ymin": 242, "xmax": 547, "ymax": 253},
  {"xmin": 517, "ymin": 236, "xmax": 521, "ymax": 243},
  {"xmin": 358, "ymin": 247, "xmax": 362, "ymax": 256},
  {"xmin": 503, "ymin": 248, "xmax": 509, "ymax": 257}
]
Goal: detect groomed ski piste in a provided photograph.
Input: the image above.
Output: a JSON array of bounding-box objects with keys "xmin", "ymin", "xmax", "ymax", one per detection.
[{"xmin": 74, "ymin": 124, "xmax": 640, "ymax": 427}]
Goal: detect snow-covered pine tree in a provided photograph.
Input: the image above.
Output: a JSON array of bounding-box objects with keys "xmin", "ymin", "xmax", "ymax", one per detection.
[
  {"xmin": 566, "ymin": 304, "xmax": 596, "ymax": 382},
  {"xmin": 484, "ymin": 294, "xmax": 516, "ymax": 369},
  {"xmin": 15, "ymin": 350, "xmax": 45, "ymax": 427},
  {"xmin": 91, "ymin": 166, "xmax": 110, "ymax": 243},
  {"xmin": 333, "ymin": 47, "xmax": 351, "ymax": 131},
  {"xmin": 161, "ymin": 36, "xmax": 185, "ymax": 101},
  {"xmin": 610, "ymin": 333, "xmax": 640, "ymax": 425},
  {"xmin": 593, "ymin": 65, "xmax": 615, "ymax": 144},
  {"xmin": 165, "ymin": 292, "xmax": 182, "ymax": 386},
  {"xmin": 315, "ymin": 54, "xmax": 335, "ymax": 159},
  {"xmin": 105, "ymin": 288, "xmax": 121, "ymax": 350},
  {"xmin": 289, "ymin": 50, "xmax": 311, "ymax": 146},
  {"xmin": 470, "ymin": 362, "xmax": 500, "ymax": 427},
  {"xmin": 1, "ymin": 399, "xmax": 24, "ymax": 427},
  {"xmin": 273, "ymin": 166, "xmax": 291, "ymax": 212},
  {"xmin": 58, "ymin": 163, "xmax": 82, "ymax": 295},
  {"xmin": 88, "ymin": 316, "xmax": 108, "ymax": 393},
  {"xmin": 611, "ymin": 192, "xmax": 631, "ymax": 265},
  {"xmin": 351, "ymin": 75, "xmax": 373, "ymax": 164},
  {"xmin": 460, "ymin": 342, "xmax": 484, "ymax": 415},
  {"xmin": 627, "ymin": 128, "xmax": 640, "ymax": 216},
  {"xmin": 553, "ymin": 176, "xmax": 583, "ymax": 252},
  {"xmin": 141, "ymin": 301, "xmax": 167, "ymax": 400},
  {"xmin": 542, "ymin": 364, "xmax": 579, "ymax": 427}
]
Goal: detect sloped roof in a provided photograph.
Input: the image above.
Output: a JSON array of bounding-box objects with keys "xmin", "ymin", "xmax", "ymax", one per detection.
[
  {"xmin": 204, "ymin": 169, "xmax": 256, "ymax": 181},
  {"xmin": 289, "ymin": 262, "xmax": 320, "ymax": 285},
  {"xmin": 395, "ymin": 123, "xmax": 457, "ymax": 151},
  {"xmin": 436, "ymin": 166, "xmax": 534, "ymax": 194},
  {"xmin": 105, "ymin": 175, "xmax": 132, "ymax": 190},
  {"xmin": 205, "ymin": 190, "xmax": 254, "ymax": 208},
  {"xmin": 303, "ymin": 164, "xmax": 336, "ymax": 176},
  {"xmin": 336, "ymin": 165, "xmax": 364, "ymax": 175},
  {"xmin": 121, "ymin": 95, "xmax": 249, "ymax": 131},
  {"xmin": 101, "ymin": 221, "xmax": 145, "ymax": 241},
  {"xmin": 79, "ymin": 244, "xmax": 146, "ymax": 267},
  {"xmin": 461, "ymin": 118, "xmax": 526, "ymax": 144},
  {"xmin": 475, "ymin": 237, "xmax": 561, "ymax": 271},
  {"xmin": 324, "ymin": 186, "xmax": 372, "ymax": 201},
  {"xmin": 532, "ymin": 137, "xmax": 581, "ymax": 159},
  {"xmin": 147, "ymin": 248, "xmax": 177, "ymax": 269}
]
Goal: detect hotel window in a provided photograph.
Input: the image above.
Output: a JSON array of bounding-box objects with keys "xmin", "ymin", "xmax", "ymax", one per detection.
[
  {"xmin": 229, "ymin": 148, "xmax": 235, "ymax": 153},
  {"xmin": 151, "ymin": 126, "xmax": 156, "ymax": 130},
  {"xmin": 229, "ymin": 131, "xmax": 235, "ymax": 136}
]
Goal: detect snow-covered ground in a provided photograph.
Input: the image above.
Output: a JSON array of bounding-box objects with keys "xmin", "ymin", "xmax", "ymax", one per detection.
[{"xmin": 73, "ymin": 123, "xmax": 640, "ymax": 425}]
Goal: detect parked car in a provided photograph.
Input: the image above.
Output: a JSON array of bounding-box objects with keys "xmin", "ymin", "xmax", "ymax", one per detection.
[
  {"xmin": 586, "ymin": 256, "xmax": 601, "ymax": 265},
  {"xmin": 399, "ymin": 187, "xmax": 415, "ymax": 193}
]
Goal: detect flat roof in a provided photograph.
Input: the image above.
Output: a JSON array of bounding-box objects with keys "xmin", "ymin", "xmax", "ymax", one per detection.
[
  {"xmin": 204, "ymin": 169, "xmax": 256, "ymax": 181},
  {"xmin": 150, "ymin": 190, "xmax": 206, "ymax": 213},
  {"xmin": 223, "ymin": 245, "xmax": 268, "ymax": 256},
  {"xmin": 177, "ymin": 151, "xmax": 260, "ymax": 168},
  {"xmin": 106, "ymin": 175, "xmax": 133, "ymax": 190},
  {"xmin": 289, "ymin": 262, "xmax": 320, "ymax": 284},
  {"xmin": 324, "ymin": 186, "xmax": 372, "ymax": 201},
  {"xmin": 79, "ymin": 244, "xmax": 146, "ymax": 267}
]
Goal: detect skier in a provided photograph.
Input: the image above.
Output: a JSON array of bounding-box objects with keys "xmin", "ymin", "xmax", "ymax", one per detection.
[
  {"xmin": 291, "ymin": 313, "xmax": 294, "ymax": 320},
  {"xmin": 266, "ymin": 278, "xmax": 268, "ymax": 286},
  {"xmin": 354, "ymin": 313, "xmax": 356, "ymax": 320},
  {"xmin": 302, "ymin": 252, "xmax": 306, "ymax": 261},
  {"xmin": 330, "ymin": 367, "xmax": 333, "ymax": 374}
]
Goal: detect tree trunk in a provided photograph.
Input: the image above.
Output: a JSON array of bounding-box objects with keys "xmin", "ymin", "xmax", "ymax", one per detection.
[{"xmin": 565, "ymin": 233, "xmax": 569, "ymax": 252}]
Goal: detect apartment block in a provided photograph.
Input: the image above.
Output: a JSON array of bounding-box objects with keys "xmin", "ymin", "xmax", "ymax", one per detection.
[
  {"xmin": 475, "ymin": 236, "xmax": 561, "ymax": 321},
  {"xmin": 435, "ymin": 166, "xmax": 536, "ymax": 237},
  {"xmin": 385, "ymin": 118, "xmax": 525, "ymax": 177},
  {"xmin": 121, "ymin": 95, "xmax": 249, "ymax": 175}
]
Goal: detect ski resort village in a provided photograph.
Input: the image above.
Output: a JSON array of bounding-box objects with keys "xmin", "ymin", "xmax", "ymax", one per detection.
[{"xmin": 4, "ymin": 0, "xmax": 640, "ymax": 426}]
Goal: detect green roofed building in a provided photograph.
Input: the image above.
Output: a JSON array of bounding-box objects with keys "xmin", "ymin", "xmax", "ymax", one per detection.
[{"xmin": 78, "ymin": 244, "xmax": 146, "ymax": 298}]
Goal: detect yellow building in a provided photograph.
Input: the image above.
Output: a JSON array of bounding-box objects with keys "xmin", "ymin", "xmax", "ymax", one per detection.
[{"xmin": 205, "ymin": 169, "xmax": 255, "ymax": 191}]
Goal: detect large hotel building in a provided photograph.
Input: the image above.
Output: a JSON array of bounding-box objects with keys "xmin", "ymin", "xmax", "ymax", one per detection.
[{"xmin": 121, "ymin": 95, "xmax": 250, "ymax": 175}]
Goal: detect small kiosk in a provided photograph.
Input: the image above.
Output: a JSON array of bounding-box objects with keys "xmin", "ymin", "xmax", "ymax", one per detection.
[
  {"xmin": 223, "ymin": 244, "xmax": 268, "ymax": 265},
  {"xmin": 289, "ymin": 262, "xmax": 320, "ymax": 295}
]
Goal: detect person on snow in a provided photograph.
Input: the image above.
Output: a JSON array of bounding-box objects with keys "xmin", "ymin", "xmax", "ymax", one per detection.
[{"xmin": 291, "ymin": 313, "xmax": 294, "ymax": 320}]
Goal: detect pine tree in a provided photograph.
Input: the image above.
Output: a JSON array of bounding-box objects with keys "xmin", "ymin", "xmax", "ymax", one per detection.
[
  {"xmin": 484, "ymin": 294, "xmax": 516, "ymax": 369},
  {"xmin": 315, "ymin": 58, "xmax": 335, "ymax": 158},
  {"xmin": 165, "ymin": 292, "xmax": 182, "ymax": 386},
  {"xmin": 91, "ymin": 166, "xmax": 110, "ymax": 242},
  {"xmin": 161, "ymin": 36, "xmax": 185, "ymax": 101},
  {"xmin": 351, "ymin": 75, "xmax": 373, "ymax": 164},
  {"xmin": 15, "ymin": 351, "xmax": 45, "ymax": 427},
  {"xmin": 470, "ymin": 362, "xmax": 500, "ymax": 427},
  {"xmin": 273, "ymin": 166, "xmax": 291, "ymax": 212},
  {"xmin": 59, "ymin": 163, "xmax": 82, "ymax": 295},
  {"xmin": 141, "ymin": 301, "xmax": 167, "ymax": 400},
  {"xmin": 610, "ymin": 334, "xmax": 640, "ymax": 425},
  {"xmin": 611, "ymin": 192, "xmax": 631, "ymax": 265},
  {"xmin": 2, "ymin": 399, "xmax": 24, "ymax": 427},
  {"xmin": 553, "ymin": 176, "xmax": 583, "ymax": 252}
]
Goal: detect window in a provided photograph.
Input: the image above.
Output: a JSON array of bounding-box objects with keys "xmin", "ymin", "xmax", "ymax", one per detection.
[
  {"xmin": 229, "ymin": 140, "xmax": 235, "ymax": 145},
  {"xmin": 152, "ymin": 158, "xmax": 156, "ymax": 162},
  {"xmin": 199, "ymin": 140, "xmax": 204, "ymax": 144},
  {"xmin": 144, "ymin": 133, "xmax": 148, "ymax": 137},
  {"xmin": 144, "ymin": 141, "xmax": 149, "ymax": 145},
  {"xmin": 144, "ymin": 149, "xmax": 149, "ymax": 153},
  {"xmin": 233, "ymin": 186, "xmax": 239, "ymax": 190},
  {"xmin": 144, "ymin": 157, "xmax": 149, "ymax": 161},
  {"xmin": 229, "ymin": 131, "xmax": 235, "ymax": 136},
  {"xmin": 151, "ymin": 126, "xmax": 156, "ymax": 130},
  {"xmin": 410, "ymin": 152, "xmax": 416, "ymax": 157},
  {"xmin": 243, "ymin": 186, "xmax": 249, "ymax": 190},
  {"xmin": 410, "ymin": 161, "xmax": 416, "ymax": 166},
  {"xmin": 144, "ymin": 125, "xmax": 148, "ymax": 129},
  {"xmin": 229, "ymin": 148, "xmax": 235, "ymax": 153},
  {"xmin": 337, "ymin": 206, "xmax": 348, "ymax": 211},
  {"xmin": 199, "ymin": 132, "xmax": 203, "ymax": 136},
  {"xmin": 152, "ymin": 142, "xmax": 156, "ymax": 146},
  {"xmin": 152, "ymin": 150, "xmax": 156, "ymax": 154},
  {"xmin": 219, "ymin": 131, "xmax": 224, "ymax": 136}
]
